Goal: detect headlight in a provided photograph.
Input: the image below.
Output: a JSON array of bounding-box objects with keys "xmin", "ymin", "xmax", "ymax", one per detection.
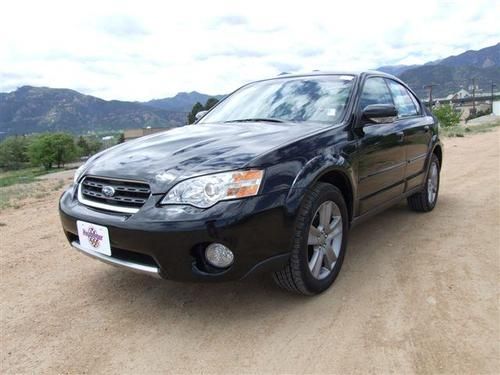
[
  {"xmin": 73, "ymin": 164, "xmax": 86, "ymax": 184},
  {"xmin": 160, "ymin": 170, "xmax": 264, "ymax": 208}
]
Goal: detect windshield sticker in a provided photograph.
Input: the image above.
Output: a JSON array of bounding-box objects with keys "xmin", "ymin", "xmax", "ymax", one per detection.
[
  {"xmin": 327, "ymin": 108, "xmax": 337, "ymax": 117},
  {"xmin": 340, "ymin": 75, "xmax": 354, "ymax": 81}
]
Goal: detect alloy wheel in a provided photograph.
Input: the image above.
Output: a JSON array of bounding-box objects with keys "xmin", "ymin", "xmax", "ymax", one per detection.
[
  {"xmin": 427, "ymin": 162, "xmax": 438, "ymax": 204},
  {"xmin": 307, "ymin": 201, "xmax": 343, "ymax": 280}
]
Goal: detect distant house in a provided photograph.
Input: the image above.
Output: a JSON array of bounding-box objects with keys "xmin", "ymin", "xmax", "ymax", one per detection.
[
  {"xmin": 123, "ymin": 127, "xmax": 169, "ymax": 141},
  {"xmin": 101, "ymin": 135, "xmax": 115, "ymax": 148},
  {"xmin": 446, "ymin": 89, "xmax": 471, "ymax": 100}
]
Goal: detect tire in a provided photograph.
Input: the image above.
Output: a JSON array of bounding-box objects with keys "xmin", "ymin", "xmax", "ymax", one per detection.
[
  {"xmin": 273, "ymin": 182, "xmax": 349, "ymax": 295},
  {"xmin": 407, "ymin": 154, "xmax": 440, "ymax": 212}
]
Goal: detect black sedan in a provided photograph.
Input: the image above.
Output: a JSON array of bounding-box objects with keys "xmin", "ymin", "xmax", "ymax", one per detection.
[{"xmin": 59, "ymin": 71, "xmax": 442, "ymax": 295}]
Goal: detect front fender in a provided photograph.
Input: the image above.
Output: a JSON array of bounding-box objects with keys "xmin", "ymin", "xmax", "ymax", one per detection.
[{"xmin": 284, "ymin": 153, "xmax": 355, "ymax": 215}]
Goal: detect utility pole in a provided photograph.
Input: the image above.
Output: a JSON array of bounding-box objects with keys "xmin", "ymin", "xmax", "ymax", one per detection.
[
  {"xmin": 424, "ymin": 84, "xmax": 436, "ymax": 111},
  {"xmin": 491, "ymin": 81, "xmax": 497, "ymax": 113}
]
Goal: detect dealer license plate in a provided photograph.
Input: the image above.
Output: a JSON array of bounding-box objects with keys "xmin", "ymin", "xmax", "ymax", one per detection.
[{"xmin": 77, "ymin": 220, "xmax": 111, "ymax": 256}]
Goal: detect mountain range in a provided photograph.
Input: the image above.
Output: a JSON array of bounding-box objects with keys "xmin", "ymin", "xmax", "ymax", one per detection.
[
  {"xmin": 144, "ymin": 91, "xmax": 224, "ymax": 112},
  {"xmin": 1, "ymin": 43, "xmax": 498, "ymax": 138},
  {"xmin": 376, "ymin": 43, "xmax": 499, "ymax": 97},
  {"xmin": 0, "ymin": 88, "xmax": 220, "ymax": 138}
]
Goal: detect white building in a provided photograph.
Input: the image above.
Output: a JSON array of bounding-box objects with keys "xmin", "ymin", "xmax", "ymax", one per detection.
[
  {"xmin": 493, "ymin": 100, "xmax": 500, "ymax": 116},
  {"xmin": 446, "ymin": 89, "xmax": 471, "ymax": 100}
]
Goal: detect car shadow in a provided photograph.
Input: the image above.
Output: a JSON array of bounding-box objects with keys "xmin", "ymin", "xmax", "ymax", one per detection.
[{"xmin": 85, "ymin": 198, "xmax": 449, "ymax": 324}]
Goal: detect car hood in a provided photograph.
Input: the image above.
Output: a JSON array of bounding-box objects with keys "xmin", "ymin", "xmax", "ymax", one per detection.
[{"xmin": 83, "ymin": 122, "xmax": 329, "ymax": 193}]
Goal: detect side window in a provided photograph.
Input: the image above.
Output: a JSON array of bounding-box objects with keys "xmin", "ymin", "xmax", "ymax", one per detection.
[
  {"xmin": 359, "ymin": 77, "xmax": 393, "ymax": 110},
  {"xmin": 408, "ymin": 91, "xmax": 422, "ymax": 115},
  {"xmin": 386, "ymin": 80, "xmax": 418, "ymax": 118}
]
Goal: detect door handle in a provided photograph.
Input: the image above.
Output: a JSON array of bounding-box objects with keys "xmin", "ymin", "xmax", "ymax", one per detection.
[
  {"xmin": 396, "ymin": 131, "xmax": 404, "ymax": 142},
  {"xmin": 424, "ymin": 125, "xmax": 430, "ymax": 132}
]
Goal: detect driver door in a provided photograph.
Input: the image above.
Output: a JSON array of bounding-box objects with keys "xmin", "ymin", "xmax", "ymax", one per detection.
[{"xmin": 355, "ymin": 77, "xmax": 406, "ymax": 214}]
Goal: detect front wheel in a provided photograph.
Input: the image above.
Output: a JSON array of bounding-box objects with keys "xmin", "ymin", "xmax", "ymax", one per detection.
[
  {"xmin": 407, "ymin": 154, "xmax": 440, "ymax": 212},
  {"xmin": 273, "ymin": 183, "xmax": 349, "ymax": 295}
]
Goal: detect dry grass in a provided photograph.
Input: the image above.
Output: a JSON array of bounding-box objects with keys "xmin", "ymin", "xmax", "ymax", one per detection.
[
  {"xmin": 0, "ymin": 178, "xmax": 68, "ymax": 210},
  {"xmin": 441, "ymin": 118, "xmax": 500, "ymax": 138}
]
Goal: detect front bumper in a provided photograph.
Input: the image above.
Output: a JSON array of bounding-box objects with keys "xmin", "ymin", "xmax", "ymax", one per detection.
[
  {"xmin": 71, "ymin": 240, "xmax": 162, "ymax": 278},
  {"xmin": 59, "ymin": 185, "xmax": 296, "ymax": 281}
]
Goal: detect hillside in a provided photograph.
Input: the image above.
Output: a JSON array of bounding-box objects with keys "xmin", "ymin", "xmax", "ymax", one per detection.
[
  {"xmin": 438, "ymin": 43, "xmax": 500, "ymax": 68},
  {"xmin": 0, "ymin": 86, "xmax": 187, "ymax": 138},
  {"xmin": 377, "ymin": 43, "xmax": 500, "ymax": 98},
  {"xmin": 399, "ymin": 65, "xmax": 499, "ymax": 98},
  {"xmin": 143, "ymin": 91, "xmax": 224, "ymax": 112},
  {"xmin": 375, "ymin": 64, "xmax": 419, "ymax": 76}
]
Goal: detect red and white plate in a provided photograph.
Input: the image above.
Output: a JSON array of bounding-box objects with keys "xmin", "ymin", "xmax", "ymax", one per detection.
[{"xmin": 77, "ymin": 220, "xmax": 111, "ymax": 256}]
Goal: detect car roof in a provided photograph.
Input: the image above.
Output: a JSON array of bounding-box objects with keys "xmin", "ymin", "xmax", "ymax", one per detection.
[
  {"xmin": 228, "ymin": 70, "xmax": 415, "ymax": 104},
  {"xmin": 258, "ymin": 70, "xmax": 399, "ymax": 82}
]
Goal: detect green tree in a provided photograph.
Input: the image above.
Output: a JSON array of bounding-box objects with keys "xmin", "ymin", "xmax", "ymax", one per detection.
[
  {"xmin": 187, "ymin": 102, "xmax": 204, "ymax": 124},
  {"xmin": 0, "ymin": 136, "xmax": 30, "ymax": 170},
  {"xmin": 86, "ymin": 137, "xmax": 103, "ymax": 155},
  {"xmin": 117, "ymin": 133, "xmax": 125, "ymax": 144},
  {"xmin": 433, "ymin": 104, "xmax": 461, "ymax": 128},
  {"xmin": 187, "ymin": 98, "xmax": 220, "ymax": 124},
  {"xmin": 204, "ymin": 97, "xmax": 219, "ymax": 110},
  {"xmin": 76, "ymin": 136, "xmax": 90, "ymax": 156},
  {"xmin": 28, "ymin": 133, "xmax": 77, "ymax": 170},
  {"xmin": 76, "ymin": 135, "xmax": 102, "ymax": 156}
]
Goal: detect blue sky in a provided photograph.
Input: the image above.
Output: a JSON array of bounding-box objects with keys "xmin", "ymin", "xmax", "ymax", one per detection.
[{"xmin": 1, "ymin": 0, "xmax": 499, "ymax": 100}]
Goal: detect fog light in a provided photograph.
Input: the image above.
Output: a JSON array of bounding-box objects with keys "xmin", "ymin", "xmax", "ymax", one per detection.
[{"xmin": 205, "ymin": 243, "xmax": 234, "ymax": 268}]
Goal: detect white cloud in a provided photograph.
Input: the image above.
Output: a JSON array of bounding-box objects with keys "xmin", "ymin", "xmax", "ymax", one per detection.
[{"xmin": 1, "ymin": 0, "xmax": 498, "ymax": 100}]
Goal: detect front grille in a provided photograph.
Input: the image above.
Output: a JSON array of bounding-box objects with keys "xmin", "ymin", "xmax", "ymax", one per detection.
[{"xmin": 79, "ymin": 176, "xmax": 151, "ymax": 213}]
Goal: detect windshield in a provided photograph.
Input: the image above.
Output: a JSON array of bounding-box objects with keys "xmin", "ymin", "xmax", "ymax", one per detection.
[{"xmin": 199, "ymin": 75, "xmax": 355, "ymax": 124}]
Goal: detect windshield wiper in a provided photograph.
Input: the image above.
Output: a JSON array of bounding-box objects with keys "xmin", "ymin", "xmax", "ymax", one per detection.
[{"xmin": 224, "ymin": 118, "xmax": 284, "ymax": 123}]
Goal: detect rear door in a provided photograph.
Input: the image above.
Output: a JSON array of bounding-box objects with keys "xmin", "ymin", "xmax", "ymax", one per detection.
[
  {"xmin": 385, "ymin": 79, "xmax": 432, "ymax": 190},
  {"xmin": 356, "ymin": 77, "xmax": 406, "ymax": 214}
]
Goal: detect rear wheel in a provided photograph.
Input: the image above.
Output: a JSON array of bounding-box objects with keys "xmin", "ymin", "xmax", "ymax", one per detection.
[
  {"xmin": 407, "ymin": 154, "xmax": 440, "ymax": 212},
  {"xmin": 273, "ymin": 183, "xmax": 349, "ymax": 295}
]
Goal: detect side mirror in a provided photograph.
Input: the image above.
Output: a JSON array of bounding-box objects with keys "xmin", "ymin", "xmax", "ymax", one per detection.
[
  {"xmin": 361, "ymin": 104, "xmax": 397, "ymax": 125},
  {"xmin": 195, "ymin": 110, "xmax": 208, "ymax": 121}
]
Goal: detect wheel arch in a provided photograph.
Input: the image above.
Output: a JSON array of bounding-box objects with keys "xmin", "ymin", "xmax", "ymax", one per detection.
[
  {"xmin": 316, "ymin": 169, "xmax": 354, "ymax": 223},
  {"xmin": 432, "ymin": 144, "xmax": 443, "ymax": 168},
  {"xmin": 285, "ymin": 154, "xmax": 356, "ymax": 224}
]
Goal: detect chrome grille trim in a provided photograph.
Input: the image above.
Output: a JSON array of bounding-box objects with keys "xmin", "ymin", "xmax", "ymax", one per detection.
[
  {"xmin": 82, "ymin": 179, "xmax": 150, "ymax": 194},
  {"xmin": 77, "ymin": 176, "xmax": 151, "ymax": 214}
]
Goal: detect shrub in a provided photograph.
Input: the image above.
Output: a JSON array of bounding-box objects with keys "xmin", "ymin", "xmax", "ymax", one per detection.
[
  {"xmin": 466, "ymin": 108, "xmax": 492, "ymax": 121},
  {"xmin": 433, "ymin": 104, "xmax": 461, "ymax": 128}
]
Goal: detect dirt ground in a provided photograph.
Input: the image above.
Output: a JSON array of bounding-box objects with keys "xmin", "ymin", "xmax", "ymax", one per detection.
[{"xmin": 1, "ymin": 130, "xmax": 499, "ymax": 374}]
